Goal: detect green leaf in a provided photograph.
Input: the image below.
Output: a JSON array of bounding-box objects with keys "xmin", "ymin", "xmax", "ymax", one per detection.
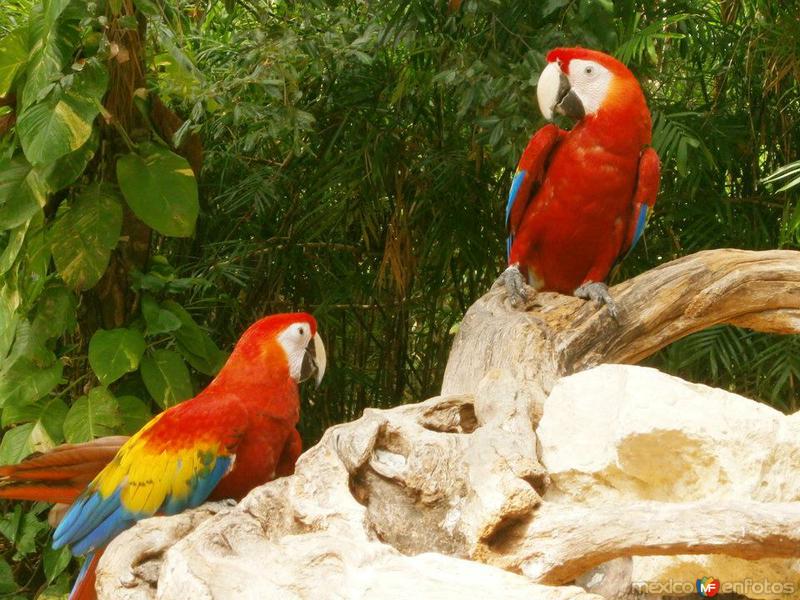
[
  {"xmin": 35, "ymin": 132, "xmax": 99, "ymax": 193},
  {"xmin": 16, "ymin": 211, "xmax": 50, "ymax": 307},
  {"xmin": 14, "ymin": 510, "xmax": 48, "ymax": 557},
  {"xmin": 44, "ymin": 0, "xmax": 74, "ymax": 29},
  {"xmin": 21, "ymin": 2, "xmax": 80, "ymax": 108},
  {"xmin": 163, "ymin": 300, "xmax": 227, "ymax": 375},
  {"xmin": 542, "ymin": 0, "xmax": 570, "ymax": 17},
  {"xmin": 0, "ymin": 358, "xmax": 63, "ymax": 411},
  {"xmin": 141, "ymin": 294, "xmax": 182, "ymax": 335},
  {"xmin": 0, "ymin": 505, "xmax": 22, "ymax": 546},
  {"xmin": 0, "ymin": 558, "xmax": 15, "ymax": 594},
  {"xmin": 117, "ymin": 143, "xmax": 199, "ymax": 237},
  {"xmin": 0, "ymin": 286, "xmax": 20, "ymax": 359},
  {"xmin": 17, "ymin": 94, "xmax": 95, "ymax": 166},
  {"xmin": 88, "ymin": 327, "xmax": 146, "ymax": 386},
  {"xmin": 0, "ymin": 27, "xmax": 29, "ymax": 96},
  {"xmin": 37, "ymin": 573, "xmax": 72, "ymax": 599},
  {"xmin": 17, "ymin": 60, "xmax": 108, "ymax": 166},
  {"xmin": 140, "ymin": 349, "xmax": 193, "ymax": 409},
  {"xmin": 0, "ymin": 156, "xmax": 47, "ymax": 231},
  {"xmin": 133, "ymin": 0, "xmax": 160, "ymax": 16},
  {"xmin": 31, "ymin": 285, "xmax": 77, "ymax": 340},
  {"xmin": 0, "ymin": 220, "xmax": 29, "ymax": 277},
  {"xmin": 2, "ymin": 318, "xmax": 52, "ymax": 367},
  {"xmin": 43, "ymin": 544, "xmax": 71, "ymax": 583},
  {"xmin": 117, "ymin": 395, "xmax": 152, "ymax": 434},
  {"xmin": 0, "ymin": 421, "xmax": 55, "ymax": 464},
  {"xmin": 2, "ymin": 394, "xmax": 68, "ymax": 442},
  {"xmin": 62, "ymin": 387, "xmax": 121, "ymax": 443},
  {"xmin": 50, "ymin": 183, "xmax": 123, "ymax": 290}
]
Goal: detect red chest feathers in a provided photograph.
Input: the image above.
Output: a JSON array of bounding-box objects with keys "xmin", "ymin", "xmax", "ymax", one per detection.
[{"xmin": 513, "ymin": 127, "xmax": 643, "ymax": 293}]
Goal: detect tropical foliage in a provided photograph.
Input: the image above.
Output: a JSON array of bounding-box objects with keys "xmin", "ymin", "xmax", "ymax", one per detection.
[{"xmin": 0, "ymin": 0, "xmax": 798, "ymax": 594}]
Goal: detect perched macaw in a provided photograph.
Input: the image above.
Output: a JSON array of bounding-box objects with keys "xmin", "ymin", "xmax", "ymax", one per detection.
[
  {"xmin": 502, "ymin": 47, "xmax": 661, "ymax": 317},
  {"xmin": 0, "ymin": 313, "xmax": 326, "ymax": 600}
]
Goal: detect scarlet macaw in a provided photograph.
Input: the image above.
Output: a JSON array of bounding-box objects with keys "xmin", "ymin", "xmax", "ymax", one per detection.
[
  {"xmin": 0, "ymin": 313, "xmax": 326, "ymax": 600},
  {"xmin": 502, "ymin": 47, "xmax": 661, "ymax": 317}
]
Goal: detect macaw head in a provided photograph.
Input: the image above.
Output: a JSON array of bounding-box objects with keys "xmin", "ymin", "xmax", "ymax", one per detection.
[
  {"xmin": 225, "ymin": 312, "xmax": 327, "ymax": 387},
  {"xmin": 536, "ymin": 47, "xmax": 644, "ymax": 121}
]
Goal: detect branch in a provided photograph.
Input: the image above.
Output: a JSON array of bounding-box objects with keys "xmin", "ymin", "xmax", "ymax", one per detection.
[
  {"xmin": 443, "ymin": 249, "xmax": 800, "ymax": 397},
  {"xmin": 480, "ymin": 500, "xmax": 800, "ymax": 585}
]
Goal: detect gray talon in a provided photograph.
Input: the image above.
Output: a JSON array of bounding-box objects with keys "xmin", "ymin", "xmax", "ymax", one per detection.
[
  {"xmin": 574, "ymin": 281, "xmax": 619, "ymax": 321},
  {"xmin": 495, "ymin": 264, "xmax": 533, "ymax": 309}
]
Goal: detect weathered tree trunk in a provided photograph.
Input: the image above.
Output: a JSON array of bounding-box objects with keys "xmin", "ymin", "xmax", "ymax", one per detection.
[
  {"xmin": 444, "ymin": 248, "xmax": 800, "ymax": 400},
  {"xmin": 97, "ymin": 249, "xmax": 800, "ymax": 599}
]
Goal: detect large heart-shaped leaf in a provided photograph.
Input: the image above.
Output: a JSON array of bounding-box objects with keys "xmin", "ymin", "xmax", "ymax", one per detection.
[
  {"xmin": 31, "ymin": 285, "xmax": 77, "ymax": 341},
  {"xmin": 50, "ymin": 183, "xmax": 122, "ymax": 290},
  {"xmin": 0, "ymin": 357, "xmax": 63, "ymax": 411},
  {"xmin": 117, "ymin": 395, "xmax": 152, "ymax": 434},
  {"xmin": 1, "ymin": 395, "xmax": 68, "ymax": 445},
  {"xmin": 0, "ymin": 156, "xmax": 47, "ymax": 230},
  {"xmin": 18, "ymin": 60, "xmax": 108, "ymax": 166},
  {"xmin": 140, "ymin": 349, "xmax": 193, "ymax": 408},
  {"xmin": 0, "ymin": 27, "xmax": 29, "ymax": 96},
  {"xmin": 88, "ymin": 327, "xmax": 146, "ymax": 386},
  {"xmin": 0, "ymin": 420, "xmax": 55, "ymax": 464},
  {"xmin": 117, "ymin": 143, "xmax": 199, "ymax": 237},
  {"xmin": 18, "ymin": 95, "xmax": 94, "ymax": 166},
  {"xmin": 62, "ymin": 387, "xmax": 121, "ymax": 443}
]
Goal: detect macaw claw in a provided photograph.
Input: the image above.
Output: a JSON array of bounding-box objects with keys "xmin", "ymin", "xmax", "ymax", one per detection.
[
  {"xmin": 496, "ymin": 264, "xmax": 535, "ymax": 309},
  {"xmin": 574, "ymin": 281, "xmax": 619, "ymax": 321}
]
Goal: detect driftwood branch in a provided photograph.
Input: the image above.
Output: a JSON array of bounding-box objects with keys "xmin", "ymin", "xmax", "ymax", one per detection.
[
  {"xmin": 481, "ymin": 500, "xmax": 800, "ymax": 585},
  {"xmin": 96, "ymin": 249, "xmax": 800, "ymax": 598},
  {"xmin": 443, "ymin": 249, "xmax": 800, "ymax": 398}
]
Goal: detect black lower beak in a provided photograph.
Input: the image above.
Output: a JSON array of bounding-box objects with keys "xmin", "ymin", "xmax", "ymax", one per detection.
[
  {"xmin": 299, "ymin": 342, "xmax": 318, "ymax": 384},
  {"xmin": 555, "ymin": 72, "xmax": 585, "ymax": 121}
]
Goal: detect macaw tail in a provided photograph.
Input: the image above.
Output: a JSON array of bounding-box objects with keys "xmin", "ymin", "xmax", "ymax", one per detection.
[
  {"xmin": 69, "ymin": 549, "xmax": 103, "ymax": 600},
  {"xmin": 0, "ymin": 436, "xmax": 128, "ymax": 505}
]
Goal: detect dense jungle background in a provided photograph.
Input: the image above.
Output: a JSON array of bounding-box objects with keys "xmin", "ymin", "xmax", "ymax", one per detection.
[{"xmin": 0, "ymin": 0, "xmax": 798, "ymax": 595}]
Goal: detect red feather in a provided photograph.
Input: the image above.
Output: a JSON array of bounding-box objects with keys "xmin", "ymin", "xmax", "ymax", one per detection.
[
  {"xmin": 509, "ymin": 48, "xmax": 660, "ymax": 293},
  {"xmin": 0, "ymin": 437, "xmax": 128, "ymax": 505}
]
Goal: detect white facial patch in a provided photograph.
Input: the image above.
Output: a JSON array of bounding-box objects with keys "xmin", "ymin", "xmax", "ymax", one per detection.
[
  {"xmin": 567, "ymin": 59, "xmax": 613, "ymax": 116},
  {"xmin": 277, "ymin": 322, "xmax": 313, "ymax": 381}
]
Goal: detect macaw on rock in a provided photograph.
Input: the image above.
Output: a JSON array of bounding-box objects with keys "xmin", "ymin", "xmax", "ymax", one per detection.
[
  {"xmin": 502, "ymin": 47, "xmax": 661, "ymax": 318},
  {"xmin": 0, "ymin": 313, "xmax": 326, "ymax": 600}
]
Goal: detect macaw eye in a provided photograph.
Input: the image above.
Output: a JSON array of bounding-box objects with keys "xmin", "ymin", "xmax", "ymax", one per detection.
[
  {"xmin": 298, "ymin": 327, "xmax": 305, "ymax": 336},
  {"xmin": 585, "ymin": 66, "xmax": 594, "ymax": 75}
]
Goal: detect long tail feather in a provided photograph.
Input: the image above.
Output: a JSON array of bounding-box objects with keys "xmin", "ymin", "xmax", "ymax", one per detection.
[
  {"xmin": 69, "ymin": 549, "xmax": 103, "ymax": 600},
  {"xmin": 0, "ymin": 484, "xmax": 83, "ymax": 504},
  {"xmin": 0, "ymin": 436, "xmax": 127, "ymax": 506}
]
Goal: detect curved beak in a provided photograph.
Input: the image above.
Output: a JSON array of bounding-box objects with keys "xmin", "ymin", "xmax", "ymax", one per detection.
[
  {"xmin": 536, "ymin": 62, "xmax": 585, "ymax": 121},
  {"xmin": 300, "ymin": 333, "xmax": 327, "ymax": 387}
]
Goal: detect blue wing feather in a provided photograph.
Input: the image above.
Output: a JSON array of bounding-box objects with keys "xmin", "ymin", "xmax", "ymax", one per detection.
[
  {"xmin": 55, "ymin": 455, "xmax": 233, "ymax": 555},
  {"xmin": 71, "ymin": 504, "xmax": 135, "ymax": 556},
  {"xmin": 505, "ymin": 170, "xmax": 527, "ymax": 261},
  {"xmin": 505, "ymin": 170, "xmax": 527, "ymax": 227},
  {"xmin": 630, "ymin": 205, "xmax": 648, "ymax": 251},
  {"xmin": 53, "ymin": 491, "xmax": 109, "ymax": 549}
]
